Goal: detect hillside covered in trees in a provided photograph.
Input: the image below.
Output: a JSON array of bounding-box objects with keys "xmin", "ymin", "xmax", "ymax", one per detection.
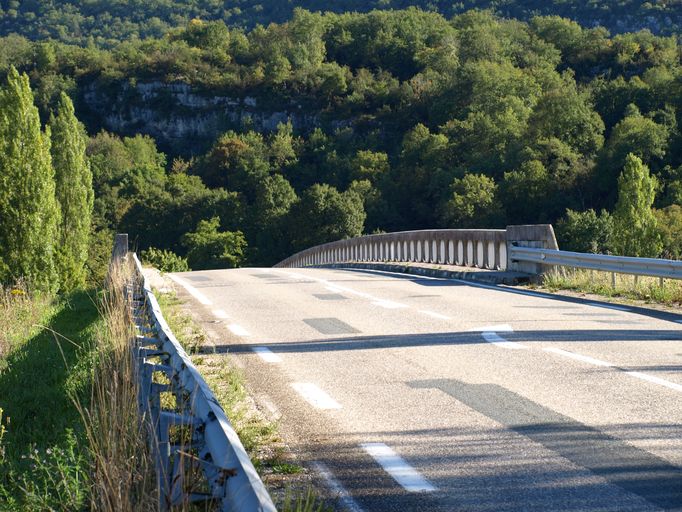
[
  {"xmin": 1, "ymin": 6, "xmax": 682, "ymax": 281},
  {"xmin": 0, "ymin": 0, "xmax": 680, "ymax": 46},
  {"xmin": 0, "ymin": 0, "xmax": 682, "ymax": 46}
]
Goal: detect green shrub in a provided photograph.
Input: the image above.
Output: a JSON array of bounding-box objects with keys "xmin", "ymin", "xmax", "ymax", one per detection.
[
  {"xmin": 140, "ymin": 247, "xmax": 190, "ymax": 272},
  {"xmin": 182, "ymin": 217, "xmax": 246, "ymax": 270},
  {"xmin": 555, "ymin": 209, "xmax": 613, "ymax": 254}
]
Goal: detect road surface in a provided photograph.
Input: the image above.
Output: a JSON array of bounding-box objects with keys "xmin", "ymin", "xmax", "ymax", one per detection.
[{"xmin": 168, "ymin": 266, "xmax": 682, "ymax": 512}]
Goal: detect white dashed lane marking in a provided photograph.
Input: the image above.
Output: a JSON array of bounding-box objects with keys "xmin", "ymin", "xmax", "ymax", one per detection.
[
  {"xmin": 544, "ymin": 347, "xmax": 613, "ymax": 367},
  {"xmin": 228, "ymin": 323, "xmax": 250, "ymax": 337},
  {"xmin": 291, "ymin": 383, "xmax": 342, "ymax": 410},
  {"xmin": 362, "ymin": 443, "xmax": 436, "ymax": 493},
  {"xmin": 419, "ymin": 310, "xmax": 451, "ymax": 320},
  {"xmin": 252, "ymin": 346, "xmax": 282, "ymax": 363},
  {"xmin": 545, "ymin": 347, "xmax": 682, "ymax": 392}
]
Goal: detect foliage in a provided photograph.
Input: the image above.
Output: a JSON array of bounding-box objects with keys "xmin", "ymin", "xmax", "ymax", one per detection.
[
  {"xmin": 555, "ymin": 209, "xmax": 613, "ymax": 254},
  {"xmin": 442, "ymin": 174, "xmax": 502, "ymax": 228},
  {"xmin": 0, "ymin": 291, "xmax": 100, "ymax": 510},
  {"xmin": 140, "ymin": 247, "xmax": 190, "ymax": 273},
  {"xmin": 286, "ymin": 184, "xmax": 366, "ymax": 252},
  {"xmin": 51, "ymin": 92, "xmax": 94, "ymax": 291},
  {"xmin": 2, "ymin": 7, "xmax": 682, "ymax": 265},
  {"xmin": 0, "ymin": 67, "xmax": 59, "ymax": 292},
  {"xmin": 654, "ymin": 205, "xmax": 682, "ymax": 259},
  {"xmin": 611, "ymin": 154, "xmax": 662, "ymax": 257},
  {"xmin": 0, "ymin": 0, "xmax": 678, "ymax": 48},
  {"xmin": 182, "ymin": 217, "xmax": 247, "ymax": 270}
]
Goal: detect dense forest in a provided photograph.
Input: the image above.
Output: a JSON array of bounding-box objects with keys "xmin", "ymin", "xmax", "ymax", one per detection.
[
  {"xmin": 0, "ymin": 0, "xmax": 680, "ymax": 46},
  {"xmin": 1, "ymin": 6, "xmax": 682, "ymax": 281}
]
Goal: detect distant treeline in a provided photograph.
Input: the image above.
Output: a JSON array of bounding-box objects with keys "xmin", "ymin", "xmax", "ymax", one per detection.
[
  {"xmin": 0, "ymin": 0, "xmax": 679, "ymax": 47},
  {"xmin": 1, "ymin": 8, "xmax": 681, "ymax": 279}
]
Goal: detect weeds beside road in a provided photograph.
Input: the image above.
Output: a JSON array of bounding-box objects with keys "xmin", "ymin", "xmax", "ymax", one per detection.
[{"xmin": 538, "ymin": 267, "xmax": 682, "ymax": 308}]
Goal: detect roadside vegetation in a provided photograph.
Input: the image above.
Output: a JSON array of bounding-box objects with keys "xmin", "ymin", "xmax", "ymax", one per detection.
[
  {"xmin": 538, "ymin": 268, "xmax": 682, "ymax": 307},
  {"xmin": 0, "ymin": 264, "xmax": 157, "ymax": 511}
]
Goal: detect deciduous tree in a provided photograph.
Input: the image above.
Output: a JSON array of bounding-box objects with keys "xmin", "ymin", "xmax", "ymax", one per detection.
[
  {"xmin": 611, "ymin": 153, "xmax": 662, "ymax": 257},
  {"xmin": 50, "ymin": 92, "xmax": 94, "ymax": 290},
  {"xmin": 0, "ymin": 67, "xmax": 59, "ymax": 291}
]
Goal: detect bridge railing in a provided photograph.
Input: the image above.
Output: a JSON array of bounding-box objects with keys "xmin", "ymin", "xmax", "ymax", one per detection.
[
  {"xmin": 112, "ymin": 236, "xmax": 276, "ymax": 512},
  {"xmin": 275, "ymin": 224, "xmax": 682, "ymax": 282},
  {"xmin": 275, "ymin": 225, "xmax": 558, "ymax": 273}
]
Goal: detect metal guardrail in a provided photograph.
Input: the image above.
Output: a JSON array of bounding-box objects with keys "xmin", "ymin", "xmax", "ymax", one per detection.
[
  {"xmin": 122, "ymin": 250, "xmax": 276, "ymax": 511},
  {"xmin": 510, "ymin": 246, "xmax": 682, "ymax": 280}
]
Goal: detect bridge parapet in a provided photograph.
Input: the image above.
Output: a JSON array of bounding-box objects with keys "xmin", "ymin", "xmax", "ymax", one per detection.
[{"xmin": 275, "ymin": 225, "xmax": 557, "ymax": 272}]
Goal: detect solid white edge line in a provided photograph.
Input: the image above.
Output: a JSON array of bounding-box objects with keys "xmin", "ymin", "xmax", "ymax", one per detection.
[
  {"xmin": 213, "ymin": 309, "xmax": 229, "ymax": 319},
  {"xmin": 291, "ymin": 383, "xmax": 342, "ymax": 410},
  {"xmin": 310, "ymin": 462, "xmax": 365, "ymax": 512},
  {"xmin": 251, "ymin": 346, "xmax": 282, "ymax": 363},
  {"xmin": 627, "ymin": 371, "xmax": 682, "ymax": 392},
  {"xmin": 228, "ymin": 323, "xmax": 250, "ymax": 337},
  {"xmin": 168, "ymin": 274, "xmax": 213, "ymax": 305},
  {"xmin": 586, "ymin": 302, "xmax": 630, "ymax": 312},
  {"xmin": 361, "ymin": 443, "xmax": 436, "ymax": 493},
  {"xmin": 481, "ymin": 331, "xmax": 527, "ymax": 350},
  {"xmin": 543, "ymin": 347, "xmax": 613, "ymax": 367},
  {"xmin": 419, "ymin": 310, "xmax": 451, "ymax": 320}
]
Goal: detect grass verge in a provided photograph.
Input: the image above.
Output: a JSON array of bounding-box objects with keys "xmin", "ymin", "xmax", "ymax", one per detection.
[
  {"xmin": 0, "ymin": 261, "xmax": 157, "ymax": 511},
  {"xmin": 0, "ymin": 288, "xmax": 98, "ymax": 511},
  {"xmin": 538, "ymin": 267, "xmax": 682, "ymax": 306}
]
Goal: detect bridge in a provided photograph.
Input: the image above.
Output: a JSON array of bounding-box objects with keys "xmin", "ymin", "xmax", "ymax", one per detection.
[{"xmin": 123, "ymin": 226, "xmax": 682, "ymax": 511}]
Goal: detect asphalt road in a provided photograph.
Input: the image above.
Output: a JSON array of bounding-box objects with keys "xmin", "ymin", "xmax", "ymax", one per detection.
[{"xmin": 168, "ymin": 266, "xmax": 682, "ymax": 512}]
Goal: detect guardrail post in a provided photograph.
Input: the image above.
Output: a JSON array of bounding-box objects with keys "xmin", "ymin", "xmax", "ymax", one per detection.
[
  {"xmin": 111, "ymin": 233, "xmax": 129, "ymax": 264},
  {"xmin": 506, "ymin": 225, "xmax": 558, "ymax": 276}
]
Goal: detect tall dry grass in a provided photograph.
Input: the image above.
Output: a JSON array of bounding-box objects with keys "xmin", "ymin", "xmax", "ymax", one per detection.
[{"xmin": 78, "ymin": 259, "xmax": 158, "ymax": 511}]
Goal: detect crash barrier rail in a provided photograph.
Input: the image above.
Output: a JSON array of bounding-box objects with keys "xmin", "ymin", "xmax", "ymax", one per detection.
[
  {"xmin": 275, "ymin": 225, "xmax": 558, "ymax": 273},
  {"xmin": 111, "ymin": 235, "xmax": 276, "ymax": 512},
  {"xmin": 509, "ymin": 245, "xmax": 682, "ymax": 280}
]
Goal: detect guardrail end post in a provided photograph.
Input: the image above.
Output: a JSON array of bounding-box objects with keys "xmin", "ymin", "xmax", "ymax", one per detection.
[
  {"xmin": 111, "ymin": 233, "xmax": 129, "ymax": 264},
  {"xmin": 506, "ymin": 224, "xmax": 558, "ymax": 278}
]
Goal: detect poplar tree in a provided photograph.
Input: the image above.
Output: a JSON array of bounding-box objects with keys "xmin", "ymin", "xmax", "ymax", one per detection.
[
  {"xmin": 0, "ymin": 67, "xmax": 59, "ymax": 291},
  {"xmin": 611, "ymin": 153, "xmax": 662, "ymax": 257},
  {"xmin": 50, "ymin": 92, "xmax": 94, "ymax": 290}
]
